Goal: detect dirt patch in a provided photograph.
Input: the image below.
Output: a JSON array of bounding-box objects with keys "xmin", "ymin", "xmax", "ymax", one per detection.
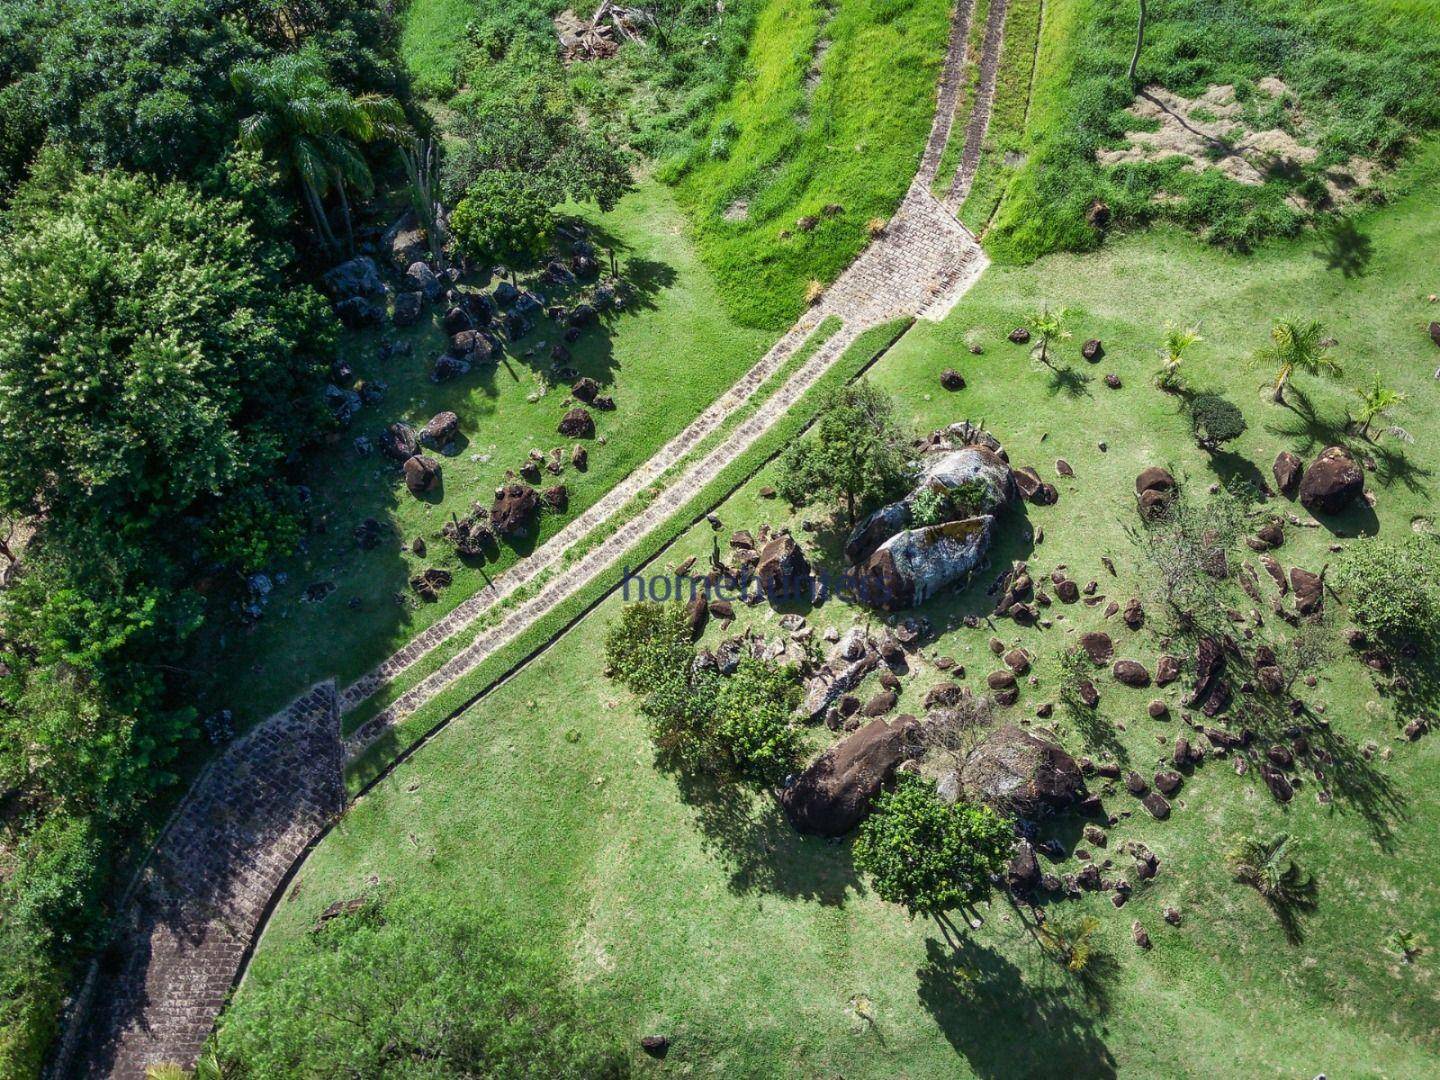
[
  {"xmin": 723, "ymin": 199, "xmax": 750, "ymax": 222},
  {"xmin": 1097, "ymin": 82, "xmax": 1378, "ymax": 209}
]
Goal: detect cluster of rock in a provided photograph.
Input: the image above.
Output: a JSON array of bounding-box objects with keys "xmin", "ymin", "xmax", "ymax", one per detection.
[{"xmin": 846, "ymin": 423, "xmax": 1030, "ymax": 611}]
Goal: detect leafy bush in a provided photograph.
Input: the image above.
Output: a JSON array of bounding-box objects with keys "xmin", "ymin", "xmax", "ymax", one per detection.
[
  {"xmin": 451, "ymin": 174, "xmax": 555, "ymax": 264},
  {"xmin": 853, "ymin": 775, "xmax": 1013, "ymax": 918},
  {"xmin": 605, "ymin": 601, "xmax": 802, "ymax": 784},
  {"xmin": 1334, "ymin": 536, "xmax": 1440, "ymax": 647},
  {"xmin": 1189, "ymin": 392, "xmax": 1248, "ymax": 451}
]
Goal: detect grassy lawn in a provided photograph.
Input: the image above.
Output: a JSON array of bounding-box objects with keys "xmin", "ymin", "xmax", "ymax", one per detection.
[
  {"xmin": 232, "ymin": 137, "xmax": 1440, "ymax": 1075},
  {"xmin": 187, "ymin": 178, "xmax": 774, "ymax": 728},
  {"xmin": 666, "ymin": 0, "xmax": 954, "ymax": 329}
]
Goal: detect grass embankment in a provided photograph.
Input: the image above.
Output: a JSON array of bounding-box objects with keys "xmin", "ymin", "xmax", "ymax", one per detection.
[
  {"xmin": 237, "ymin": 141, "xmax": 1440, "ymax": 1076},
  {"xmin": 666, "ymin": 0, "xmax": 954, "ymax": 330},
  {"xmin": 189, "ymin": 179, "xmax": 773, "ymax": 730},
  {"xmin": 978, "ymin": 0, "xmax": 1440, "ymax": 261}
]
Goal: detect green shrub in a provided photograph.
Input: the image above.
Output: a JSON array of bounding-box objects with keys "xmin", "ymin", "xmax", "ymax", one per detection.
[
  {"xmin": 451, "ymin": 175, "xmax": 555, "ymax": 265},
  {"xmin": 1189, "ymin": 392, "xmax": 1248, "ymax": 451},
  {"xmin": 853, "ymin": 774, "xmax": 1013, "ymax": 918},
  {"xmin": 1334, "ymin": 536, "xmax": 1440, "ymax": 647},
  {"xmin": 215, "ymin": 896, "xmax": 627, "ymax": 1078}
]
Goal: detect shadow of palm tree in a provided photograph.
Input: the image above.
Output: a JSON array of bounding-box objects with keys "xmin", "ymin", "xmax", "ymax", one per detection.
[
  {"xmin": 1045, "ymin": 364, "xmax": 1093, "ymax": 400},
  {"xmin": 1313, "ymin": 217, "xmax": 1374, "ymax": 279},
  {"xmin": 1262, "ymin": 385, "xmax": 1351, "ymax": 456}
]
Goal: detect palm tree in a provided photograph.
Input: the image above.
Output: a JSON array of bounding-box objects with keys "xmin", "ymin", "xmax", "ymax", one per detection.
[
  {"xmin": 1227, "ymin": 833, "xmax": 1313, "ymax": 906},
  {"xmin": 1352, "ymin": 374, "xmax": 1412, "ymax": 443},
  {"xmin": 1157, "ymin": 321, "xmax": 1202, "ymax": 389},
  {"xmin": 1029, "ymin": 306, "xmax": 1071, "ymax": 369},
  {"xmin": 1255, "ymin": 320, "xmax": 1341, "ymax": 404},
  {"xmin": 232, "ymin": 49, "xmax": 408, "ymax": 252}
]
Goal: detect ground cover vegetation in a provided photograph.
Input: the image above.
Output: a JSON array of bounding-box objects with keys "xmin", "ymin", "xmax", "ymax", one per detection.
[
  {"xmin": 234, "ymin": 138, "xmax": 1440, "ymax": 1075},
  {"xmin": 974, "ymin": 0, "xmax": 1440, "ymax": 261}
]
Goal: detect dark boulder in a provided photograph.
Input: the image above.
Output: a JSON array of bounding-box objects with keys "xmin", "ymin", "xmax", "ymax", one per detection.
[
  {"xmin": 403, "ymin": 455, "xmax": 440, "ymax": 495},
  {"xmin": 1009, "ymin": 327, "xmax": 1031, "ymax": 344},
  {"xmin": 959, "ymin": 725, "xmax": 1086, "ymax": 817},
  {"xmin": 421, "ymin": 411, "xmax": 460, "ymax": 448},
  {"xmin": 862, "ymin": 689, "xmax": 898, "ymax": 717},
  {"xmin": 323, "ymin": 256, "xmax": 385, "ymax": 300},
  {"xmin": 1005, "ymin": 840, "xmax": 1042, "ymax": 893},
  {"xmin": 336, "ymin": 296, "xmax": 384, "ymax": 329},
  {"xmin": 1142, "ymin": 792, "xmax": 1171, "ymax": 820},
  {"xmin": 1113, "ymin": 660, "xmax": 1151, "ymax": 687},
  {"xmin": 1154, "ymin": 770, "xmax": 1183, "ymax": 796},
  {"xmin": 571, "ymin": 376, "xmax": 601, "ymax": 404},
  {"xmin": 1186, "ymin": 637, "xmax": 1225, "ymax": 709},
  {"xmin": 558, "ymin": 407, "xmax": 595, "ymax": 438},
  {"xmin": 442, "ymin": 306, "xmax": 473, "ymax": 336},
  {"xmin": 404, "ymin": 261, "xmax": 443, "ymax": 302},
  {"xmin": 1155, "ymin": 654, "xmax": 1181, "ymax": 686},
  {"xmin": 756, "ymin": 534, "xmax": 812, "ymax": 601},
  {"xmin": 1299, "ymin": 445, "xmax": 1363, "ymax": 514},
  {"xmin": 380, "ymin": 422, "xmax": 420, "ymax": 462},
  {"xmin": 1081, "ymin": 338, "xmax": 1104, "ymax": 362},
  {"xmin": 392, "ymin": 291, "xmax": 424, "ymax": 327},
  {"xmin": 409, "ymin": 567, "xmax": 452, "ymax": 601},
  {"xmin": 940, "ymin": 368, "xmax": 966, "ymax": 391},
  {"xmin": 780, "ymin": 716, "xmax": 918, "ymax": 836},
  {"xmin": 491, "ymin": 483, "xmax": 539, "ymax": 536},
  {"xmin": 1082, "ymin": 633, "xmax": 1111, "ymax": 668},
  {"xmin": 1290, "ymin": 567, "xmax": 1324, "ymax": 616},
  {"xmin": 1273, "ymin": 451, "xmax": 1304, "ymax": 496}
]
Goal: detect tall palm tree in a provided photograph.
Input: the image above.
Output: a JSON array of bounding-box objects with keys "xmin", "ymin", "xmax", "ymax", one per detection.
[
  {"xmin": 1227, "ymin": 833, "xmax": 1312, "ymax": 905},
  {"xmin": 1255, "ymin": 319, "xmax": 1341, "ymax": 404},
  {"xmin": 1353, "ymin": 374, "xmax": 1412, "ymax": 443},
  {"xmin": 231, "ymin": 49, "xmax": 407, "ymax": 252}
]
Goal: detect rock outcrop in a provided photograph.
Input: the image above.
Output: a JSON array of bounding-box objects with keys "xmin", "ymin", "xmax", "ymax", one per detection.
[{"xmin": 780, "ymin": 716, "xmax": 917, "ymax": 836}]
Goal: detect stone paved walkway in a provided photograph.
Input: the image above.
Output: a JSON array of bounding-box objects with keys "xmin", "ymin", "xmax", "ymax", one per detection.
[
  {"xmin": 62, "ymin": 685, "xmax": 345, "ymax": 1078},
  {"xmin": 59, "ymin": 4, "xmax": 994, "ymax": 1073}
]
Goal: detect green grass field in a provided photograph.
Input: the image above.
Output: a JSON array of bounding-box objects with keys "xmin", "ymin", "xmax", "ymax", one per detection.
[
  {"xmin": 229, "ymin": 129, "xmax": 1440, "ymax": 1077},
  {"xmin": 187, "ymin": 179, "xmax": 774, "ymax": 729}
]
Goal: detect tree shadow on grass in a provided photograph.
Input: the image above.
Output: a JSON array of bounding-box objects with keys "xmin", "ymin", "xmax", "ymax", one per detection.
[
  {"xmin": 1262, "ymin": 385, "xmax": 1351, "ymax": 457},
  {"xmin": 1313, "ymin": 217, "xmax": 1374, "ymax": 279},
  {"xmin": 1202, "ymin": 448, "xmax": 1271, "ymax": 498},
  {"xmin": 1045, "ymin": 364, "xmax": 1093, "ymax": 400},
  {"xmin": 915, "ymin": 934, "xmax": 1117, "ymax": 1078},
  {"xmin": 1369, "ymin": 440, "xmax": 1434, "ymax": 498},
  {"xmin": 673, "ymin": 771, "xmax": 862, "ymax": 906}
]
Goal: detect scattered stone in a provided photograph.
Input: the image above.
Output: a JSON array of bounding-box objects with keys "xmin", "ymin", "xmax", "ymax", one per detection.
[
  {"xmin": 1142, "ymin": 791, "xmax": 1171, "ymax": 819},
  {"xmin": 1006, "ymin": 840, "xmax": 1042, "ymax": 893},
  {"xmin": 1009, "ymin": 327, "xmax": 1031, "ymax": 344},
  {"xmin": 1078, "ymin": 632, "xmax": 1114, "ymax": 665},
  {"xmin": 780, "ymin": 716, "xmax": 919, "ymax": 836},
  {"xmin": 1154, "ymin": 770, "xmax": 1183, "ymax": 795},
  {"xmin": 1124, "ymin": 771, "xmax": 1148, "ymax": 796},
  {"xmin": 1104, "ymin": 373, "xmax": 1122, "ymax": 389},
  {"xmin": 1163, "ymin": 906, "xmax": 1182, "ymax": 927},
  {"xmin": 1155, "ymin": 654, "xmax": 1181, "ymax": 686},
  {"xmin": 940, "ymin": 368, "xmax": 966, "ymax": 391},
  {"xmin": 421, "ymin": 410, "xmax": 460, "ymax": 448},
  {"xmin": 409, "ymin": 566, "xmax": 452, "ymax": 601},
  {"xmin": 1131, "ymin": 921, "xmax": 1152, "ymax": 949},
  {"xmin": 1148, "ymin": 699, "xmax": 1168, "ymax": 719},
  {"xmin": 1273, "ymin": 451, "xmax": 1304, "ymax": 497},
  {"xmin": 640, "ymin": 1035, "xmax": 670, "ymax": 1058},
  {"xmin": 1056, "ymin": 458, "xmax": 1074, "ymax": 478},
  {"xmin": 1081, "ymin": 338, "xmax": 1104, "ymax": 362},
  {"xmin": 491, "ymin": 483, "xmax": 539, "ymax": 536},
  {"xmin": 1290, "ymin": 567, "xmax": 1324, "ymax": 616},
  {"xmin": 1113, "ymin": 660, "xmax": 1151, "ymax": 687},
  {"xmin": 571, "ymin": 444, "xmax": 588, "ymax": 469}
]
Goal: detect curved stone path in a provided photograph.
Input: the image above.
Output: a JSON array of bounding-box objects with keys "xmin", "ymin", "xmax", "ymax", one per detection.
[{"xmin": 59, "ymin": 3, "xmax": 996, "ymax": 1073}]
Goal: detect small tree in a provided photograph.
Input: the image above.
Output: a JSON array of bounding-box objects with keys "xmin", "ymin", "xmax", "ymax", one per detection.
[
  {"xmin": 1156, "ymin": 322, "xmax": 1202, "ymax": 389},
  {"xmin": 709, "ymin": 658, "xmax": 803, "ymax": 785},
  {"xmin": 1028, "ymin": 306, "xmax": 1071, "ymax": 369},
  {"xmin": 1128, "ymin": 488, "xmax": 1247, "ymax": 633},
  {"xmin": 1256, "ymin": 320, "xmax": 1341, "ymax": 404},
  {"xmin": 1036, "ymin": 912, "xmax": 1102, "ymax": 974},
  {"xmin": 1333, "ymin": 536, "xmax": 1440, "ymax": 649},
  {"xmin": 1352, "ymin": 374, "xmax": 1412, "ymax": 443},
  {"xmin": 1189, "ymin": 392, "xmax": 1247, "ymax": 452},
  {"xmin": 1053, "ymin": 645, "xmax": 1097, "ymax": 714},
  {"xmin": 853, "ymin": 774, "xmax": 1013, "ymax": 939},
  {"xmin": 776, "ymin": 381, "xmax": 910, "ymax": 524}
]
